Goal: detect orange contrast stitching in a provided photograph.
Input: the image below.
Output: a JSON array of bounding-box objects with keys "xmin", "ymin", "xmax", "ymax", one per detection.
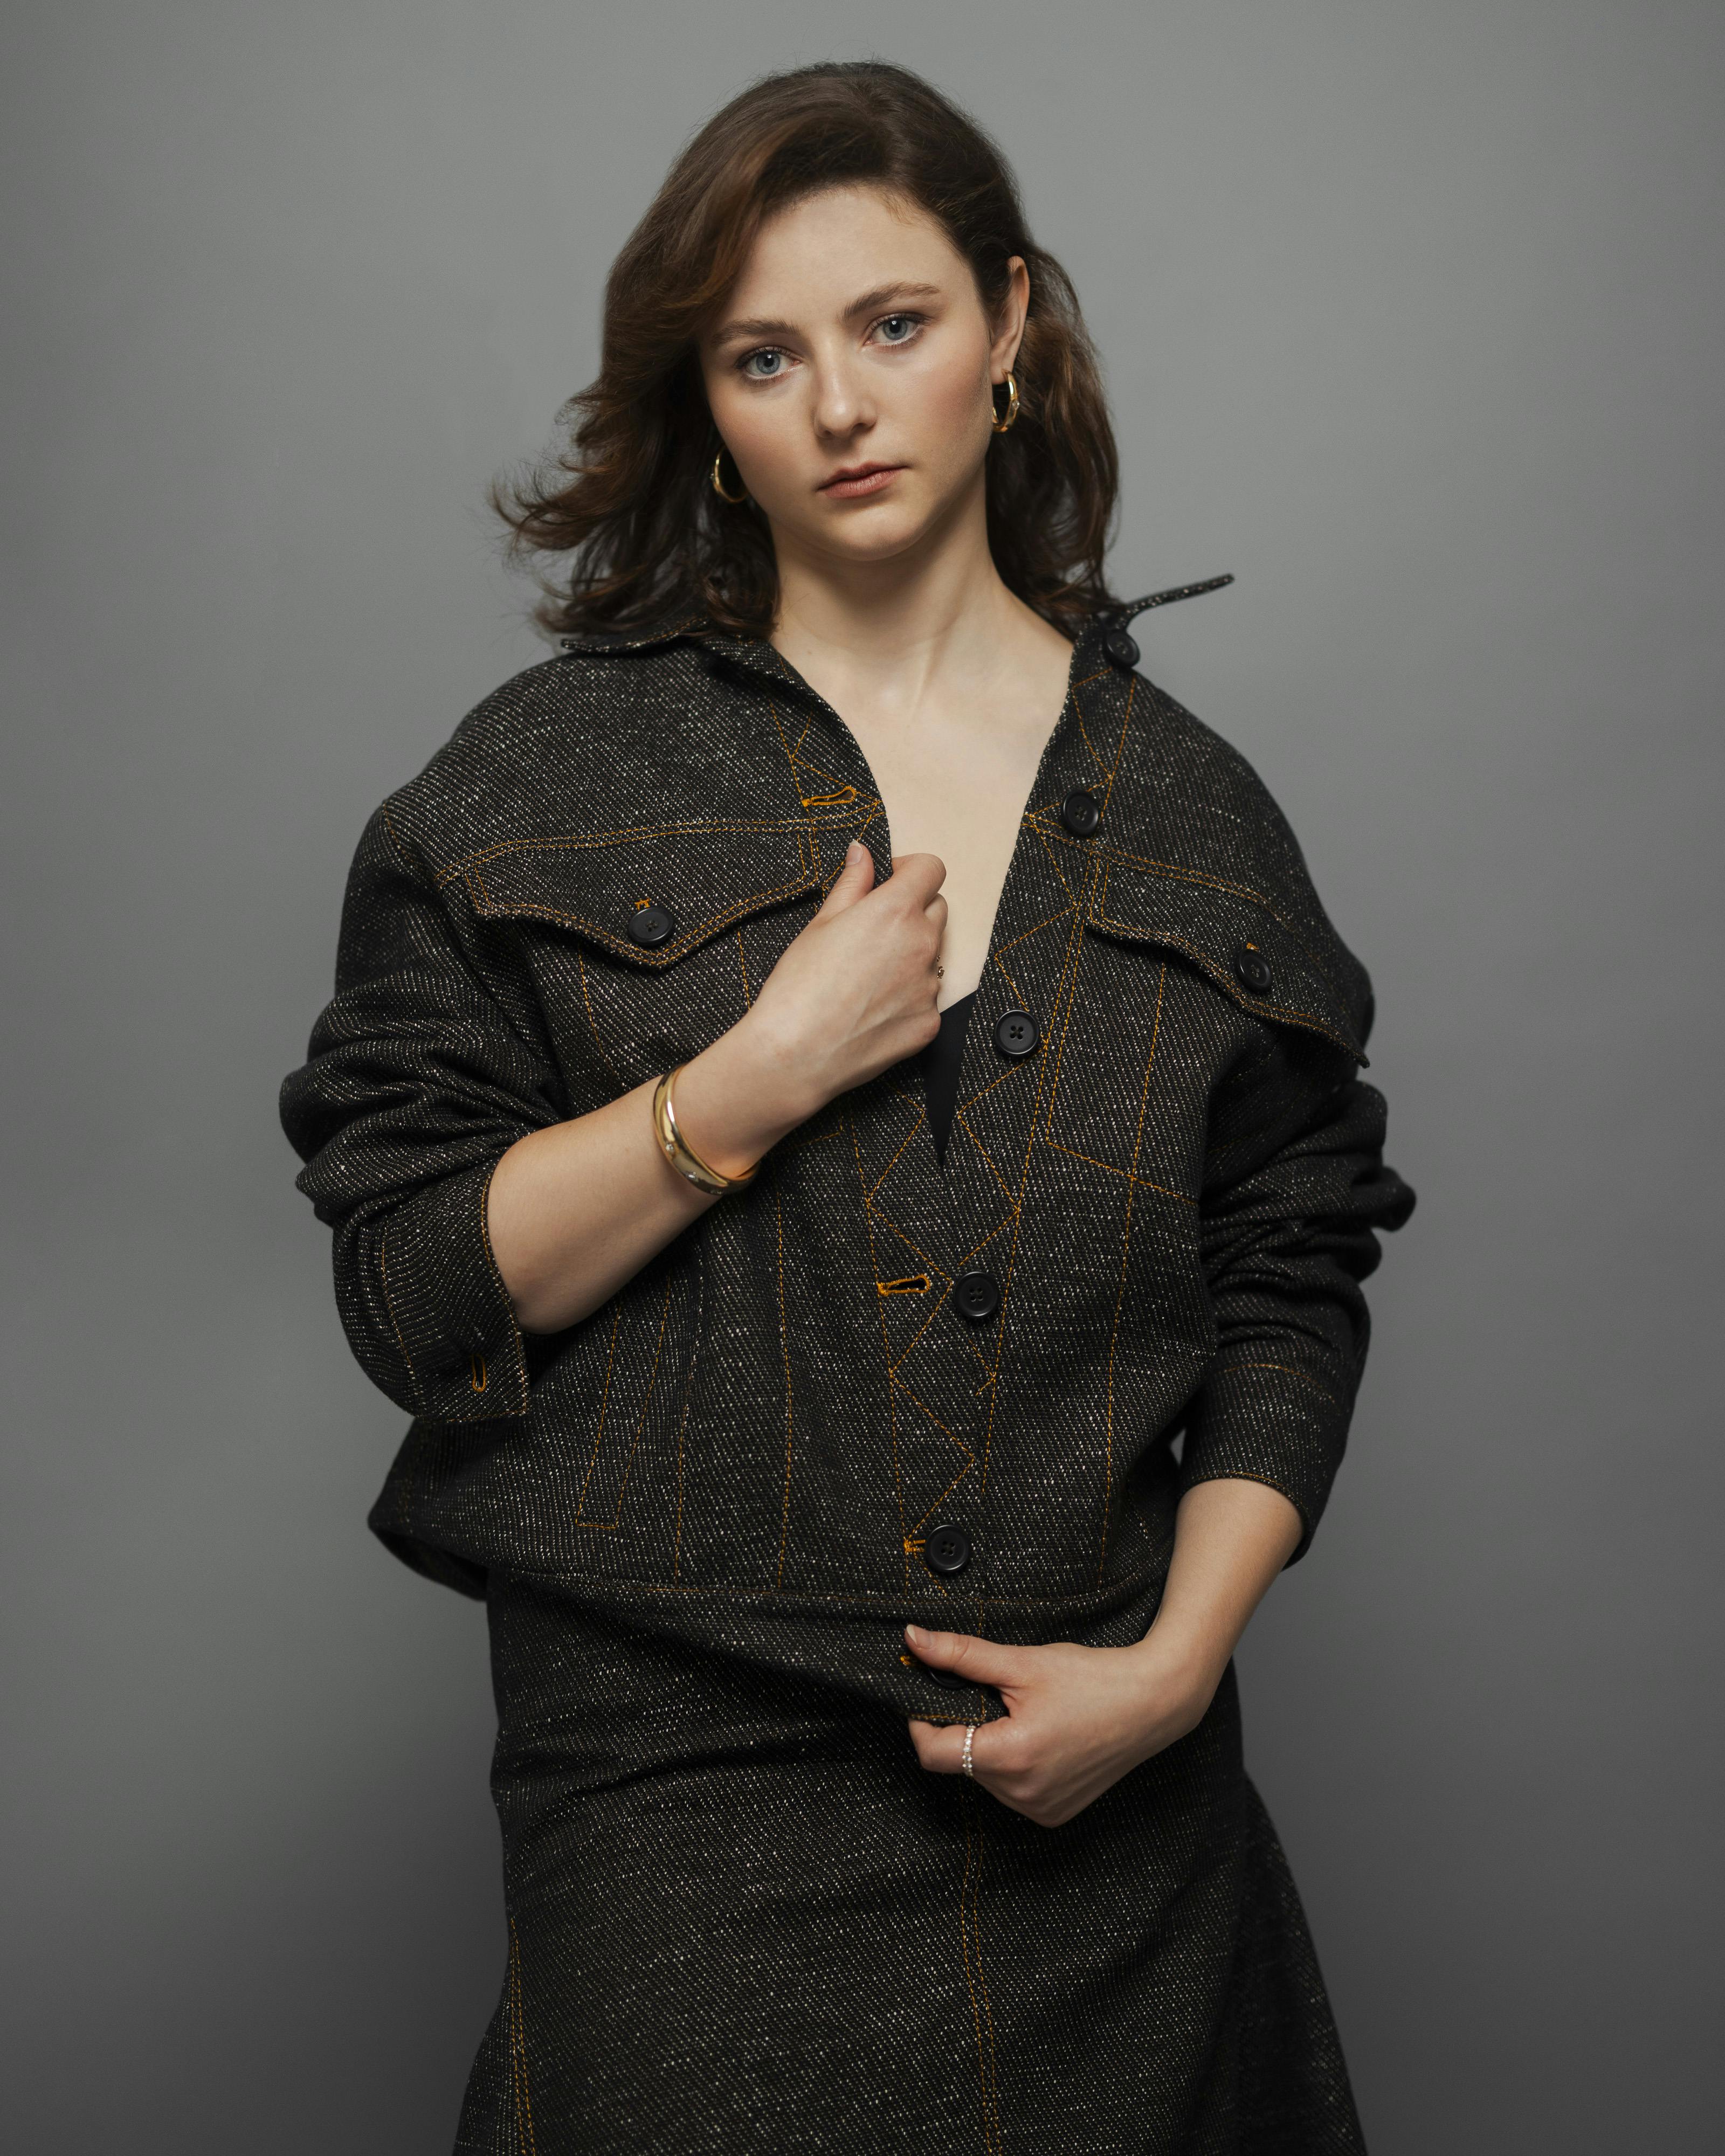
[
  {"xmin": 1088, "ymin": 891, "xmax": 1355, "ymax": 1050},
  {"xmin": 889, "ymin": 1282, "xmax": 965, "ymax": 1377},
  {"xmin": 572, "ymin": 1306, "xmax": 621, "ymax": 1519},
  {"xmin": 1024, "ymin": 816, "xmax": 1084, "ymax": 904},
  {"xmin": 507, "ymin": 1917, "xmax": 540, "ymax": 2156},
  {"xmin": 377, "ymin": 1227, "xmax": 423, "ymax": 1414},
  {"xmin": 463, "ymin": 866, "xmax": 820, "ymax": 964},
  {"xmin": 975, "ymin": 1805, "xmax": 1002, "ymax": 2151},
  {"xmin": 975, "ymin": 869, "xmax": 1091, "ymax": 1496},
  {"xmin": 846, "ymin": 1111, "xmax": 911, "ymax": 1593},
  {"xmin": 575, "ymin": 948, "xmax": 627, "ymax": 1094},
  {"xmin": 436, "ymin": 816, "xmax": 846, "ymax": 881},
  {"xmin": 1098, "ymin": 962, "xmax": 1164, "ymax": 1583},
  {"xmin": 576, "ymin": 1276, "xmax": 673, "ymax": 1529},
  {"xmin": 1037, "ymin": 1137, "xmax": 1196, "ymax": 1204},
  {"xmin": 1041, "ymin": 863, "xmax": 1097, "ymax": 1124},
  {"xmin": 1091, "ymin": 841, "xmax": 1359, "ymax": 1001},
  {"xmin": 481, "ymin": 1550, "xmax": 1170, "ymax": 1610},
  {"xmin": 960, "ymin": 1788, "xmax": 1004, "ymax": 2155},
  {"xmin": 889, "ymin": 1374, "xmax": 975, "ymax": 1532},
  {"xmin": 671, "ymin": 1248, "xmax": 703, "ymax": 1585},
  {"xmin": 774, "ymin": 1183, "xmax": 795, "ymax": 1587},
  {"xmin": 989, "ymin": 899, "xmax": 1079, "ymax": 966},
  {"xmin": 1226, "ymin": 1360, "xmax": 1338, "ymax": 1405},
  {"xmin": 476, "ymin": 1157, "xmax": 529, "ymax": 1415},
  {"xmin": 868, "ymin": 1110, "xmax": 927, "ymax": 1198}
]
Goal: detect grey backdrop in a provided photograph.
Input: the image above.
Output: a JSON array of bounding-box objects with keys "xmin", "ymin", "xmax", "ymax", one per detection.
[{"xmin": 4, "ymin": 2, "xmax": 1720, "ymax": 2148}]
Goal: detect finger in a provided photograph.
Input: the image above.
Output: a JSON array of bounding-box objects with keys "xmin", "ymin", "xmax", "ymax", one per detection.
[
  {"xmin": 816, "ymin": 841, "xmax": 876, "ymax": 917},
  {"xmin": 887, "ymin": 851, "xmax": 948, "ymax": 900},
  {"xmin": 907, "ymin": 1714, "xmax": 1008, "ymax": 1780},
  {"xmin": 904, "ymin": 1623, "xmax": 1032, "ymax": 1690},
  {"xmin": 907, "ymin": 1717, "xmax": 971, "ymax": 1774}
]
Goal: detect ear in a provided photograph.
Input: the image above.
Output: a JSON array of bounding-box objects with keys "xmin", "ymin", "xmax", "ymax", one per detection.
[{"xmin": 990, "ymin": 255, "xmax": 1031, "ymax": 379}]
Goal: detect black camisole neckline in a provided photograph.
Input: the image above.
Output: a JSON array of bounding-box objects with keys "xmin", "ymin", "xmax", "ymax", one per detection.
[{"xmin": 919, "ymin": 992, "xmax": 976, "ymax": 1164}]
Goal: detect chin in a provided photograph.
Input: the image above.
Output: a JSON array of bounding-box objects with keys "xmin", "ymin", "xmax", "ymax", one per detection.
[{"xmin": 802, "ymin": 500, "xmax": 950, "ymax": 565}]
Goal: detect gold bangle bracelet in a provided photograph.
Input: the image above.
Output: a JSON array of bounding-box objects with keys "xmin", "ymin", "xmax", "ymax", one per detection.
[{"xmin": 651, "ymin": 1065, "xmax": 760, "ymax": 1198}]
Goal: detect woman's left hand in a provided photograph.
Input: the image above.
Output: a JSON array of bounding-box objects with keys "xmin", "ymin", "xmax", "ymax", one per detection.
[
  {"xmin": 907, "ymin": 1481, "xmax": 1302, "ymax": 1827},
  {"xmin": 904, "ymin": 1622, "xmax": 1222, "ymax": 1829}
]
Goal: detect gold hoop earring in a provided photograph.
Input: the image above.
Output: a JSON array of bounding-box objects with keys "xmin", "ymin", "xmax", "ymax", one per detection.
[
  {"xmin": 990, "ymin": 371, "xmax": 1020, "ymax": 434},
  {"xmin": 711, "ymin": 448, "xmax": 748, "ymax": 504}
]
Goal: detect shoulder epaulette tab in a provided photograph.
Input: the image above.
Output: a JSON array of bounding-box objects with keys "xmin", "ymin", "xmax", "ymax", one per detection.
[{"xmin": 1111, "ymin": 576, "xmax": 1234, "ymax": 624}]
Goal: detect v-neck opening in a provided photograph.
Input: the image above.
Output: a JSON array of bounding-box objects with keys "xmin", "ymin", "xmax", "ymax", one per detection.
[
  {"xmin": 709, "ymin": 621, "xmax": 1119, "ymax": 1214},
  {"xmin": 743, "ymin": 624, "xmax": 1099, "ymax": 996}
]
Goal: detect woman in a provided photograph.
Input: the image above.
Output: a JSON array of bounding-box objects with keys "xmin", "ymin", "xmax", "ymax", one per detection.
[{"xmin": 282, "ymin": 60, "xmax": 1413, "ymax": 2155}]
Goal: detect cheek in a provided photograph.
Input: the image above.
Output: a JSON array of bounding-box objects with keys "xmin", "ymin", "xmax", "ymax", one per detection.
[
  {"xmin": 708, "ymin": 379, "xmax": 804, "ymax": 491},
  {"xmin": 907, "ymin": 350, "xmax": 989, "ymax": 456}
]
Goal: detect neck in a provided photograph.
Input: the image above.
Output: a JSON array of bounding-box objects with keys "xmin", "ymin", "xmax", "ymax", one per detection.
[{"xmin": 767, "ymin": 473, "xmax": 1026, "ymax": 714}]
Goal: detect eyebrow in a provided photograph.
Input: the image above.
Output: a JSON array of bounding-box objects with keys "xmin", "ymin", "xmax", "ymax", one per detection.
[{"xmin": 710, "ymin": 281, "xmax": 945, "ymax": 345}]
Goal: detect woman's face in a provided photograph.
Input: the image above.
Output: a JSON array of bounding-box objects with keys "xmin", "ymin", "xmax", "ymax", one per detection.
[{"xmin": 699, "ymin": 184, "xmax": 1027, "ymax": 573}]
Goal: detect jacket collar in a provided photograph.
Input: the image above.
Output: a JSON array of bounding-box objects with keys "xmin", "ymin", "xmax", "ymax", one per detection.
[
  {"xmin": 558, "ymin": 614, "xmax": 708, "ymax": 657},
  {"xmin": 556, "ymin": 575, "xmax": 1234, "ymax": 675}
]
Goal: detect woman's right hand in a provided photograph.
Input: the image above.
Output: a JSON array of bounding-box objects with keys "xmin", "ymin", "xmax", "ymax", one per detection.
[
  {"xmin": 488, "ymin": 842, "xmax": 945, "ymax": 1331},
  {"xmin": 673, "ymin": 842, "xmax": 947, "ymax": 1171}
]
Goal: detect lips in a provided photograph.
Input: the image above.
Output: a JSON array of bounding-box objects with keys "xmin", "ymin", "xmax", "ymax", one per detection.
[{"xmin": 818, "ymin": 463, "xmax": 905, "ymax": 499}]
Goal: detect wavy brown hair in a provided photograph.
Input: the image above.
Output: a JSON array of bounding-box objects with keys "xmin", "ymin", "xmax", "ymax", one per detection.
[{"xmin": 495, "ymin": 61, "xmax": 1122, "ymax": 640}]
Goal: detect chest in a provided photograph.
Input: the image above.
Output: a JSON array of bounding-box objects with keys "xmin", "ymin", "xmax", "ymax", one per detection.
[{"xmin": 842, "ymin": 704, "xmax": 1057, "ymax": 1003}]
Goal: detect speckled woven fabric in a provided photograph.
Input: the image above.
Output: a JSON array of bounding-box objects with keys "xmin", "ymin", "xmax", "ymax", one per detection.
[{"xmin": 281, "ymin": 600, "xmax": 1412, "ymax": 2153}]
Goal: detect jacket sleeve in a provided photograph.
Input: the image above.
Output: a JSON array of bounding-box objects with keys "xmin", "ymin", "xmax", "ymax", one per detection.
[
  {"xmin": 1181, "ymin": 1027, "xmax": 1414, "ymax": 1560},
  {"xmin": 280, "ymin": 805, "xmax": 567, "ymax": 1422}
]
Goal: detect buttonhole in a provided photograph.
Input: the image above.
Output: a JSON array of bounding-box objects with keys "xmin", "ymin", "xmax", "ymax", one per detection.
[
  {"xmin": 877, "ymin": 1273, "xmax": 933, "ymax": 1296},
  {"xmin": 470, "ymin": 1355, "xmax": 488, "ymax": 1394},
  {"xmin": 800, "ymin": 786, "xmax": 857, "ymax": 807}
]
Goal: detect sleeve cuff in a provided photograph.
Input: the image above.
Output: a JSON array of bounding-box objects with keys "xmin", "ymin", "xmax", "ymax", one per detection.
[
  {"xmin": 357, "ymin": 1156, "xmax": 530, "ymax": 1421},
  {"xmin": 1178, "ymin": 1357, "xmax": 1350, "ymax": 1563}
]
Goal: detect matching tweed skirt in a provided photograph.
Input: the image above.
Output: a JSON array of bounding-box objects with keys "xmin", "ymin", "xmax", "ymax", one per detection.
[{"xmin": 454, "ymin": 1577, "xmax": 1365, "ymax": 2155}]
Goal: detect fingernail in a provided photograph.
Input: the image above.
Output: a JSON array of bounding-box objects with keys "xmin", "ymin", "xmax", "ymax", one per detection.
[{"xmin": 905, "ymin": 1623, "xmax": 927, "ymax": 1644}]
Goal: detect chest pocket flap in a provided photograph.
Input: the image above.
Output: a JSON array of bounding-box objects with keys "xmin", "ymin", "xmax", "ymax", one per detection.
[
  {"xmin": 1087, "ymin": 852, "xmax": 1367, "ymax": 1063},
  {"xmin": 446, "ymin": 821, "xmax": 827, "ymax": 967}
]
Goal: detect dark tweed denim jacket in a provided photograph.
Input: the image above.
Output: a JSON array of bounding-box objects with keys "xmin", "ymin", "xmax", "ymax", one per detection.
[{"xmin": 281, "ymin": 598, "xmax": 1412, "ymax": 1713}]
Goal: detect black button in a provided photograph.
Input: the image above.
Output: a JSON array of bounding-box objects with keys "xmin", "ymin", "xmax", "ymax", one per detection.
[
  {"xmin": 1233, "ymin": 944, "xmax": 1273, "ymax": 994},
  {"xmin": 1102, "ymin": 627, "xmax": 1140, "ymax": 670},
  {"xmin": 914, "ymin": 1658, "xmax": 972, "ymax": 1691},
  {"xmin": 952, "ymin": 1269, "xmax": 1000, "ymax": 1322},
  {"xmin": 924, "ymin": 1523, "xmax": 972, "ymax": 1576},
  {"xmin": 1059, "ymin": 787, "xmax": 1102, "ymax": 838},
  {"xmin": 628, "ymin": 903, "xmax": 675, "ymax": 949},
  {"xmin": 993, "ymin": 1008, "xmax": 1041, "ymax": 1060}
]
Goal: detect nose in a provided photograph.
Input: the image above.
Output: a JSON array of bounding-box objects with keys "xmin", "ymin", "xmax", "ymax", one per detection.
[{"xmin": 811, "ymin": 352, "xmax": 875, "ymax": 443}]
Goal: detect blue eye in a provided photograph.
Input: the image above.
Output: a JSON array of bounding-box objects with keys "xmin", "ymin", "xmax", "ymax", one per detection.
[
  {"xmin": 740, "ymin": 349, "xmax": 786, "ymax": 379},
  {"xmin": 877, "ymin": 314, "xmax": 919, "ymax": 344}
]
